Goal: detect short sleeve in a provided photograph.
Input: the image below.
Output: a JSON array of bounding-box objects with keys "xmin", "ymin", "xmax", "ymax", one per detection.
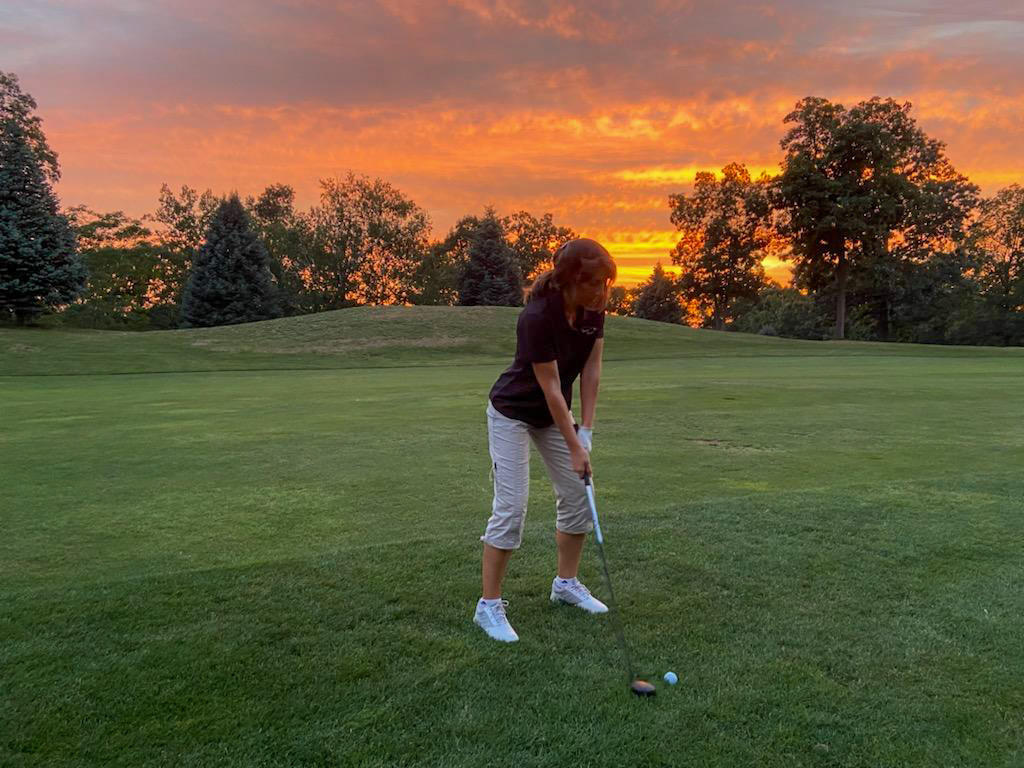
[
  {"xmin": 518, "ymin": 310, "xmax": 557, "ymax": 363},
  {"xmin": 596, "ymin": 311, "xmax": 605, "ymax": 339}
]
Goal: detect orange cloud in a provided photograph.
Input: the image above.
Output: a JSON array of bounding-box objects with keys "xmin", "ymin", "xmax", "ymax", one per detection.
[
  {"xmin": 46, "ymin": 95, "xmax": 1021, "ymax": 288},
  {"xmin": 12, "ymin": 1, "xmax": 1018, "ymax": 291}
]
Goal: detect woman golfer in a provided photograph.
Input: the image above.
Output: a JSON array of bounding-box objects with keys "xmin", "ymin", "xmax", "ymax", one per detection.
[{"xmin": 474, "ymin": 238, "xmax": 617, "ymax": 642}]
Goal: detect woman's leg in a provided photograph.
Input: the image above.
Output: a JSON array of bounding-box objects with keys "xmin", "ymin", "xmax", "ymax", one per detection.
[
  {"xmin": 482, "ymin": 543, "xmax": 514, "ymax": 598},
  {"xmin": 555, "ymin": 530, "xmax": 586, "ymax": 580},
  {"xmin": 534, "ymin": 423, "xmax": 608, "ymax": 613},
  {"xmin": 532, "ymin": 422, "xmax": 594, "ymax": 551},
  {"xmin": 479, "ymin": 402, "xmax": 530, "ymax": 595}
]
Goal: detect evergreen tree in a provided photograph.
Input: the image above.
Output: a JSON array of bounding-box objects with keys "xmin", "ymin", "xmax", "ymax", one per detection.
[
  {"xmin": 181, "ymin": 195, "xmax": 281, "ymax": 327},
  {"xmin": 1, "ymin": 71, "xmax": 60, "ymax": 184},
  {"xmin": 0, "ymin": 120, "xmax": 85, "ymax": 324},
  {"xmin": 631, "ymin": 263, "xmax": 684, "ymax": 324},
  {"xmin": 457, "ymin": 209, "xmax": 522, "ymax": 306}
]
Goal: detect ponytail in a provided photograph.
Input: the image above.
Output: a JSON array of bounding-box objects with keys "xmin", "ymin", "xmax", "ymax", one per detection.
[{"xmin": 525, "ymin": 269, "xmax": 559, "ymax": 303}]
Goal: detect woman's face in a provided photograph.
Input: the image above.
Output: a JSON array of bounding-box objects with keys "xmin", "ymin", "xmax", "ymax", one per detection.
[{"xmin": 576, "ymin": 271, "xmax": 609, "ymax": 310}]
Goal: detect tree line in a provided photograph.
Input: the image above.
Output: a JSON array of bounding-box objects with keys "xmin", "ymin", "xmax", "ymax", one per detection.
[
  {"xmin": 1, "ymin": 71, "xmax": 1021, "ymax": 345},
  {"xmin": 629, "ymin": 98, "xmax": 1022, "ymax": 346}
]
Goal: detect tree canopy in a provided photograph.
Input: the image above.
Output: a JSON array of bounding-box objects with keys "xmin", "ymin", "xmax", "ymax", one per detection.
[
  {"xmin": 670, "ymin": 163, "xmax": 774, "ymax": 330},
  {"xmin": 777, "ymin": 96, "xmax": 978, "ymax": 339}
]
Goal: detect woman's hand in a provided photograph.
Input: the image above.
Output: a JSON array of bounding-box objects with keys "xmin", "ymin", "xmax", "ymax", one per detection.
[{"xmin": 570, "ymin": 443, "xmax": 591, "ymax": 479}]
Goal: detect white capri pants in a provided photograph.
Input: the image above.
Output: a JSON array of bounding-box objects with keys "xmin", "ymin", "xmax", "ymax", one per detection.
[{"xmin": 481, "ymin": 400, "xmax": 593, "ymax": 550}]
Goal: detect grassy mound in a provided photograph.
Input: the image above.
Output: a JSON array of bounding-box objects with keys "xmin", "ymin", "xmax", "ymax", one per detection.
[{"xmin": 3, "ymin": 306, "xmax": 1021, "ymax": 377}]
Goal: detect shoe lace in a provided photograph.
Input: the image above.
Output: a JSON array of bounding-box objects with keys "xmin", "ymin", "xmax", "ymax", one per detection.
[
  {"xmin": 490, "ymin": 599, "xmax": 510, "ymax": 623},
  {"xmin": 569, "ymin": 582, "xmax": 593, "ymax": 600}
]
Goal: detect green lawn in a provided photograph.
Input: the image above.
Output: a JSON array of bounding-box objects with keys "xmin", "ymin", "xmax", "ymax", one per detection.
[{"xmin": 2, "ymin": 309, "xmax": 1023, "ymax": 767}]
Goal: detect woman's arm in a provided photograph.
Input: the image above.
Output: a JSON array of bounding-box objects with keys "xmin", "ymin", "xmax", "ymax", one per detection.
[
  {"xmin": 579, "ymin": 338, "xmax": 603, "ymax": 430},
  {"xmin": 532, "ymin": 360, "xmax": 590, "ymax": 477}
]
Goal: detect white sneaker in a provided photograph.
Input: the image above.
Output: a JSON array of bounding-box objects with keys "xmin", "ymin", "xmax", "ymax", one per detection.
[
  {"xmin": 473, "ymin": 598, "xmax": 519, "ymax": 642},
  {"xmin": 550, "ymin": 577, "xmax": 609, "ymax": 614}
]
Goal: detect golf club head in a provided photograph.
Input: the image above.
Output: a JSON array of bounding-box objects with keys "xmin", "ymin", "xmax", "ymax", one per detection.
[{"xmin": 630, "ymin": 679, "xmax": 656, "ymax": 697}]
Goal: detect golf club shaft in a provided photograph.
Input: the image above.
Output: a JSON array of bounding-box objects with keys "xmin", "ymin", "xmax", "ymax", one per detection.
[{"xmin": 584, "ymin": 476, "xmax": 637, "ymax": 684}]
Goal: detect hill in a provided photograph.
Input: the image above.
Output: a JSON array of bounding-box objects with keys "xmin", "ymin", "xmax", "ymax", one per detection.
[{"xmin": 3, "ymin": 306, "xmax": 1021, "ymax": 377}]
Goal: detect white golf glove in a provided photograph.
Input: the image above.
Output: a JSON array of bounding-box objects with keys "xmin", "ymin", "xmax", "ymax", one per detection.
[{"xmin": 577, "ymin": 426, "xmax": 593, "ymax": 453}]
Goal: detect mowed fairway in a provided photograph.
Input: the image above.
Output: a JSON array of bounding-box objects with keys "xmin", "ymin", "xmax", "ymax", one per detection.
[{"xmin": 2, "ymin": 307, "xmax": 1023, "ymax": 768}]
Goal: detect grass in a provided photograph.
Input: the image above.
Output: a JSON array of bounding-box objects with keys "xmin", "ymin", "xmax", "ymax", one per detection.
[{"xmin": 2, "ymin": 309, "xmax": 1023, "ymax": 767}]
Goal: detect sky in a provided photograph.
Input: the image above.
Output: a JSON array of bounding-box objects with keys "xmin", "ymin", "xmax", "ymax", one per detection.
[{"xmin": 4, "ymin": 0, "xmax": 1024, "ymax": 285}]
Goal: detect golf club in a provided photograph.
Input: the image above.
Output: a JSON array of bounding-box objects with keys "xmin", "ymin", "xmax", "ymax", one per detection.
[{"xmin": 583, "ymin": 471, "xmax": 656, "ymax": 697}]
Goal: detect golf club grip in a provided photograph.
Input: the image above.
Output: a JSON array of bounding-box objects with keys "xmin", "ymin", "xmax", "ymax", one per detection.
[{"xmin": 584, "ymin": 483, "xmax": 603, "ymax": 544}]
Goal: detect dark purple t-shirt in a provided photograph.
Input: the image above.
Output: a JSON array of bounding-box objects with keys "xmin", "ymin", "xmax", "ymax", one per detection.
[{"xmin": 489, "ymin": 290, "xmax": 605, "ymax": 428}]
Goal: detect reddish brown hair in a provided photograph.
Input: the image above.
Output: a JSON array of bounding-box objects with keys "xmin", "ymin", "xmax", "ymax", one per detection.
[{"xmin": 526, "ymin": 237, "xmax": 617, "ymax": 309}]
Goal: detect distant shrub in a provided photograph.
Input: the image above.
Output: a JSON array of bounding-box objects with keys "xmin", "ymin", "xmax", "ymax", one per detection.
[{"xmin": 730, "ymin": 288, "xmax": 829, "ymax": 340}]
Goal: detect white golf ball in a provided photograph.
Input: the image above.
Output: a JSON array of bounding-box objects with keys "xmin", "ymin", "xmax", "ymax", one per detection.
[{"xmin": 663, "ymin": 671, "xmax": 678, "ymax": 685}]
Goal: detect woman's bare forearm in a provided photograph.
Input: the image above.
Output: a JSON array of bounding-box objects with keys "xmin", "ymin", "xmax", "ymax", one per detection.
[{"xmin": 541, "ymin": 382, "xmax": 584, "ymax": 452}]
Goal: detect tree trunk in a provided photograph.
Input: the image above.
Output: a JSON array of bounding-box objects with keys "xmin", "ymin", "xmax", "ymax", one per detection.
[
  {"xmin": 713, "ymin": 298, "xmax": 725, "ymax": 331},
  {"xmin": 834, "ymin": 247, "xmax": 848, "ymax": 340}
]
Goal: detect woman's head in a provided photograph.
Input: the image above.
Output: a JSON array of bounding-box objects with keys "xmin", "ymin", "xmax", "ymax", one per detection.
[{"xmin": 527, "ymin": 237, "xmax": 617, "ymax": 310}]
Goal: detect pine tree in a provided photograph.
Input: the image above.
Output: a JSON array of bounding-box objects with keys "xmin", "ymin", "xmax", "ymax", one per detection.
[
  {"xmin": 457, "ymin": 210, "xmax": 522, "ymax": 306},
  {"xmin": 631, "ymin": 263, "xmax": 684, "ymax": 324},
  {"xmin": 181, "ymin": 195, "xmax": 281, "ymax": 327},
  {"xmin": 1, "ymin": 71, "xmax": 60, "ymax": 184},
  {"xmin": 0, "ymin": 120, "xmax": 85, "ymax": 324}
]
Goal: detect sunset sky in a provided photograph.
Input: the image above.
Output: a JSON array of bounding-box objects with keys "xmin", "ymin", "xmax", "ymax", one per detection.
[{"xmin": 4, "ymin": 1, "xmax": 1024, "ymax": 285}]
